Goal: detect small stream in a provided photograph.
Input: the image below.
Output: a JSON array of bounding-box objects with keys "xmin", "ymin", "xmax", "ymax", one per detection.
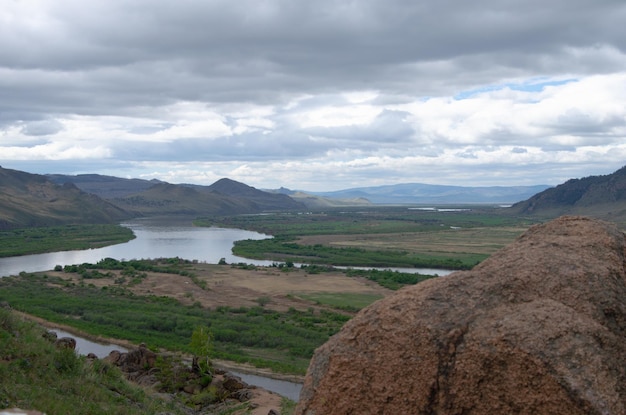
[{"xmin": 50, "ymin": 329, "xmax": 302, "ymax": 401}]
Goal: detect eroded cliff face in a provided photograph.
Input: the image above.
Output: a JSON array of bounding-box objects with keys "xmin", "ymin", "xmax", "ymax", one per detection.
[{"xmin": 296, "ymin": 216, "xmax": 626, "ymax": 415}]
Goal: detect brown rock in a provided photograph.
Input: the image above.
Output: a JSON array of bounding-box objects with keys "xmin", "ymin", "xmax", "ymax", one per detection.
[
  {"xmin": 296, "ymin": 216, "xmax": 626, "ymax": 415},
  {"xmin": 53, "ymin": 337, "xmax": 76, "ymax": 350},
  {"xmin": 222, "ymin": 373, "xmax": 248, "ymax": 392}
]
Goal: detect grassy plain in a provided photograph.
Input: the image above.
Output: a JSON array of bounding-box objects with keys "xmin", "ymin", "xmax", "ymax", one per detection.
[{"xmin": 198, "ymin": 206, "xmax": 535, "ymax": 269}]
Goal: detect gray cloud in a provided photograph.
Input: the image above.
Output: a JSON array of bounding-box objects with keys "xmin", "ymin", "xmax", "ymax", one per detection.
[
  {"xmin": 20, "ymin": 119, "xmax": 64, "ymax": 136},
  {"xmin": 1, "ymin": 0, "xmax": 626, "ymax": 189}
]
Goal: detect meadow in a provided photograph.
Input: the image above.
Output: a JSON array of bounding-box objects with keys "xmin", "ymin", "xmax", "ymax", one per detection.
[{"xmin": 197, "ymin": 206, "xmax": 534, "ymax": 269}]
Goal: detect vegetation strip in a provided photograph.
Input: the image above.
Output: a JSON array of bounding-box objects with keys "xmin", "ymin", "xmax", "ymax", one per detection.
[{"xmin": 0, "ymin": 224, "xmax": 135, "ymax": 257}]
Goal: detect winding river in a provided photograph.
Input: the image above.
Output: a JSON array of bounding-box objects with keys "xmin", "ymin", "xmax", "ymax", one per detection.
[
  {"xmin": 0, "ymin": 217, "xmax": 453, "ymax": 277},
  {"xmin": 2, "ymin": 217, "xmax": 456, "ymax": 400}
]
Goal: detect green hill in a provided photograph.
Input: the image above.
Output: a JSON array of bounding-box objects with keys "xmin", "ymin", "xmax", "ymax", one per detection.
[{"xmin": 0, "ymin": 167, "xmax": 132, "ymax": 230}]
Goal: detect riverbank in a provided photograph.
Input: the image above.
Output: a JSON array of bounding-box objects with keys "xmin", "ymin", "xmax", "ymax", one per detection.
[
  {"xmin": 16, "ymin": 309, "xmax": 304, "ymax": 384},
  {"xmin": 0, "ymin": 304, "xmax": 294, "ymax": 415}
]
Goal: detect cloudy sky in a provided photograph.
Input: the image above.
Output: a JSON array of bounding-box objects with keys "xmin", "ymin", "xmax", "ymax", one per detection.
[{"xmin": 1, "ymin": 0, "xmax": 625, "ymax": 191}]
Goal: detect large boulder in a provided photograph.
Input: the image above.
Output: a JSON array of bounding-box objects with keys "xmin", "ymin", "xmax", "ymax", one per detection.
[{"xmin": 296, "ymin": 216, "xmax": 626, "ymax": 415}]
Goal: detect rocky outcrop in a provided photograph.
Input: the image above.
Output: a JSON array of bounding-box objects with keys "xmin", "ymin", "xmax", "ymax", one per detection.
[{"xmin": 296, "ymin": 216, "xmax": 626, "ymax": 415}]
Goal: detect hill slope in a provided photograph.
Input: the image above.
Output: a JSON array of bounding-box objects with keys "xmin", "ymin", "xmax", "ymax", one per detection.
[
  {"xmin": 203, "ymin": 178, "xmax": 305, "ymax": 211},
  {"xmin": 47, "ymin": 173, "xmax": 161, "ymax": 198},
  {"xmin": 111, "ymin": 182, "xmax": 262, "ymax": 216},
  {"xmin": 0, "ymin": 167, "xmax": 132, "ymax": 230},
  {"xmin": 510, "ymin": 166, "xmax": 626, "ymax": 222}
]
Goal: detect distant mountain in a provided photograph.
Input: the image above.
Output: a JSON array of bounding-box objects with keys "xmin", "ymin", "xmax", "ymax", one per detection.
[
  {"xmin": 271, "ymin": 187, "xmax": 372, "ymax": 208},
  {"xmin": 309, "ymin": 183, "xmax": 551, "ymax": 204},
  {"xmin": 0, "ymin": 167, "xmax": 132, "ymax": 230},
  {"xmin": 510, "ymin": 166, "xmax": 626, "ymax": 221},
  {"xmin": 50, "ymin": 174, "xmax": 305, "ymax": 215},
  {"xmin": 111, "ymin": 182, "xmax": 261, "ymax": 216},
  {"xmin": 202, "ymin": 178, "xmax": 305, "ymax": 211}
]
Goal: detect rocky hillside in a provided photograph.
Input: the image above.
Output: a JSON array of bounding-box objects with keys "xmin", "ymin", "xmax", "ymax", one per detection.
[
  {"xmin": 296, "ymin": 216, "xmax": 626, "ymax": 414},
  {"xmin": 0, "ymin": 167, "xmax": 132, "ymax": 230},
  {"xmin": 511, "ymin": 165, "xmax": 626, "ymax": 222}
]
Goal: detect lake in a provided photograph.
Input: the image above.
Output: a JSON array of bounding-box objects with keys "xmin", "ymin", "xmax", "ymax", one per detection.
[{"xmin": 0, "ymin": 216, "xmax": 454, "ymax": 277}]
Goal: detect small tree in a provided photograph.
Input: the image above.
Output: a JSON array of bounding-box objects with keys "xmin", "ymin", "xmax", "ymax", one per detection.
[{"xmin": 190, "ymin": 325, "xmax": 213, "ymax": 375}]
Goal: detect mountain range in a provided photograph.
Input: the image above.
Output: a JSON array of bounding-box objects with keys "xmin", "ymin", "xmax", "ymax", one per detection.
[
  {"xmin": 3, "ymin": 165, "xmax": 626, "ymax": 229},
  {"xmin": 301, "ymin": 183, "xmax": 551, "ymax": 205}
]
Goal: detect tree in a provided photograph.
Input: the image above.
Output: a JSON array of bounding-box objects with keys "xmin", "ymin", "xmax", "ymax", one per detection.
[{"xmin": 189, "ymin": 325, "xmax": 213, "ymax": 376}]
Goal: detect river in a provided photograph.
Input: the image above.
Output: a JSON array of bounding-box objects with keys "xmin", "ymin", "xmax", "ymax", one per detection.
[
  {"xmin": 0, "ymin": 217, "xmax": 275, "ymax": 277},
  {"xmin": 0, "ymin": 216, "xmax": 454, "ymax": 277},
  {"xmin": 50, "ymin": 328, "xmax": 303, "ymax": 401},
  {"xmin": 3, "ymin": 217, "xmax": 454, "ymax": 401}
]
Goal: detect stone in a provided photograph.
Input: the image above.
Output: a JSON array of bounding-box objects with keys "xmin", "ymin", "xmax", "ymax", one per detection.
[
  {"xmin": 53, "ymin": 337, "xmax": 76, "ymax": 350},
  {"xmin": 296, "ymin": 216, "xmax": 626, "ymax": 415},
  {"xmin": 222, "ymin": 374, "xmax": 247, "ymax": 392}
]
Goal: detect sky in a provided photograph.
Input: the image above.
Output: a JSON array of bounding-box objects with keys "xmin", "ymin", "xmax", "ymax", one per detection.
[{"xmin": 1, "ymin": 0, "xmax": 626, "ymax": 191}]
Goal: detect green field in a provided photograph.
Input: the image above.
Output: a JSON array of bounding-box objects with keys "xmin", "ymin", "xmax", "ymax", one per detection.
[
  {"xmin": 0, "ymin": 270, "xmax": 350, "ymax": 375},
  {"xmin": 296, "ymin": 292, "xmax": 384, "ymax": 312},
  {"xmin": 197, "ymin": 206, "xmax": 535, "ymax": 269}
]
